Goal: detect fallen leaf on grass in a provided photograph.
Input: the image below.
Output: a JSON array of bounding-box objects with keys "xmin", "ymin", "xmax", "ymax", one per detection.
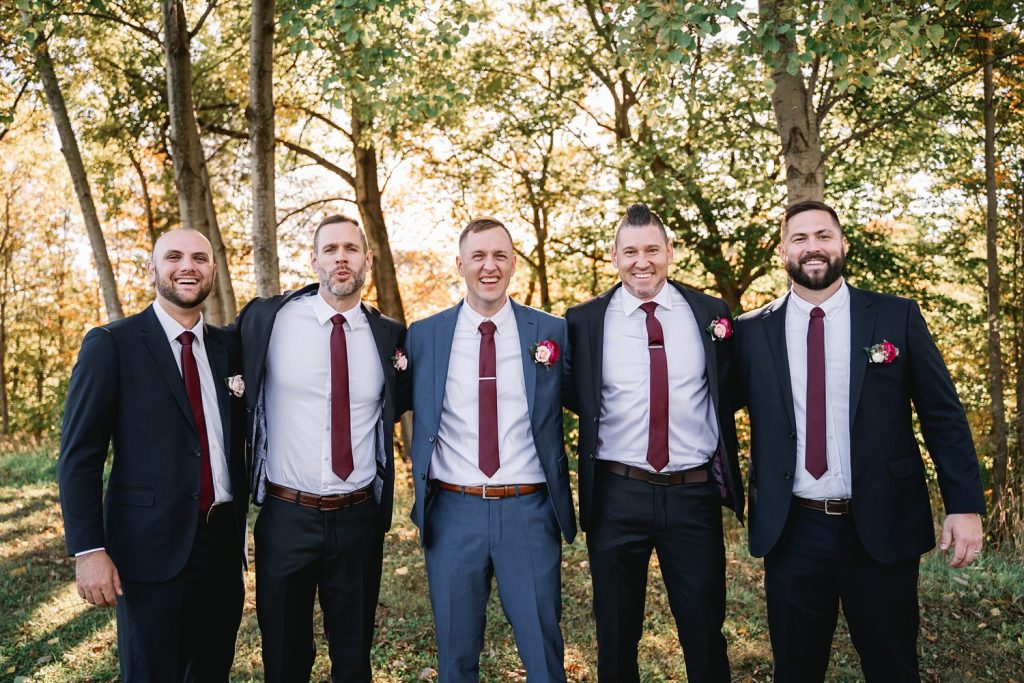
[
  {"xmin": 36, "ymin": 654, "xmax": 53, "ymax": 664},
  {"xmin": 953, "ymin": 576, "xmax": 970, "ymax": 587},
  {"xmin": 9, "ymin": 566, "xmax": 26, "ymax": 577},
  {"xmin": 47, "ymin": 637, "xmax": 58, "ymax": 644},
  {"xmin": 419, "ymin": 667, "xmax": 437, "ymax": 681},
  {"xmin": 395, "ymin": 566, "xmax": 409, "ymax": 576},
  {"xmin": 990, "ymin": 607, "xmax": 1001, "ymax": 617}
]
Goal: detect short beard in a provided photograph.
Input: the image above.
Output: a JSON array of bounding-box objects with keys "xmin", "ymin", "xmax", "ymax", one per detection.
[
  {"xmin": 786, "ymin": 251, "xmax": 845, "ymax": 290},
  {"xmin": 155, "ymin": 275, "xmax": 212, "ymax": 309},
  {"xmin": 320, "ymin": 265, "xmax": 367, "ymax": 299}
]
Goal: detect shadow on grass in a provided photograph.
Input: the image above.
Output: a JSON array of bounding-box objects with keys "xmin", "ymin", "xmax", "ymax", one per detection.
[{"xmin": 4, "ymin": 602, "xmax": 118, "ymax": 682}]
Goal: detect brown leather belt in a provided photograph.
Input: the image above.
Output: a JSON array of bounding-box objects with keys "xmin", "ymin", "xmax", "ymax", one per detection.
[
  {"xmin": 794, "ymin": 497, "xmax": 851, "ymax": 515},
  {"xmin": 435, "ymin": 481, "xmax": 546, "ymax": 499},
  {"xmin": 599, "ymin": 460, "xmax": 709, "ymax": 485},
  {"xmin": 267, "ymin": 482, "xmax": 372, "ymax": 510}
]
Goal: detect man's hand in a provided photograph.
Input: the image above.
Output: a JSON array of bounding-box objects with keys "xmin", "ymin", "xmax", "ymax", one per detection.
[
  {"xmin": 939, "ymin": 513, "xmax": 983, "ymax": 568},
  {"xmin": 76, "ymin": 550, "xmax": 123, "ymax": 606}
]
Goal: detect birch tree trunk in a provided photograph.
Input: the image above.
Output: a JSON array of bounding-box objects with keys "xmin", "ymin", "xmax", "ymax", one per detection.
[
  {"xmin": 759, "ymin": 0, "xmax": 825, "ymax": 204},
  {"xmin": 982, "ymin": 33, "xmax": 1009, "ymax": 508},
  {"xmin": 23, "ymin": 16, "xmax": 123, "ymax": 321},
  {"xmin": 163, "ymin": 0, "xmax": 233, "ymax": 323},
  {"xmin": 248, "ymin": 0, "xmax": 280, "ymax": 296}
]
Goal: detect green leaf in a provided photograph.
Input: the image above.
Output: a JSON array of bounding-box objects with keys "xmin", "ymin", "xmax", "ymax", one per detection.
[{"xmin": 926, "ymin": 24, "xmax": 944, "ymax": 48}]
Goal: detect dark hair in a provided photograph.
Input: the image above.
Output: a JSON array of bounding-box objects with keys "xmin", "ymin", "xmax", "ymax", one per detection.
[
  {"xmin": 458, "ymin": 217, "xmax": 515, "ymax": 248},
  {"xmin": 615, "ymin": 203, "xmax": 669, "ymax": 244},
  {"xmin": 782, "ymin": 201, "xmax": 842, "ymax": 236},
  {"xmin": 313, "ymin": 214, "xmax": 368, "ymax": 252}
]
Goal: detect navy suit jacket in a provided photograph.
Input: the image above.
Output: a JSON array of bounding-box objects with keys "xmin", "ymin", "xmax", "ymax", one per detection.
[
  {"xmin": 405, "ymin": 300, "xmax": 577, "ymax": 547},
  {"xmin": 233, "ymin": 284, "xmax": 409, "ymax": 532},
  {"xmin": 59, "ymin": 305, "xmax": 248, "ymax": 582},
  {"xmin": 734, "ymin": 286, "xmax": 985, "ymax": 563},
  {"xmin": 565, "ymin": 281, "xmax": 744, "ymax": 532}
]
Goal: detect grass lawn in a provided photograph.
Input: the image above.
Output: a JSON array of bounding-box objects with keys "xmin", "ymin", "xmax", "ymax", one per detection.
[{"xmin": 2, "ymin": 441, "xmax": 1022, "ymax": 682}]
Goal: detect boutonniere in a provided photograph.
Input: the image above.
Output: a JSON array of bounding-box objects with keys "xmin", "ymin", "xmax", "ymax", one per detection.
[
  {"xmin": 391, "ymin": 348, "xmax": 408, "ymax": 371},
  {"xmin": 224, "ymin": 375, "xmax": 245, "ymax": 397},
  {"xmin": 706, "ymin": 317, "xmax": 733, "ymax": 341},
  {"xmin": 865, "ymin": 340, "xmax": 900, "ymax": 364},
  {"xmin": 530, "ymin": 339, "xmax": 560, "ymax": 367}
]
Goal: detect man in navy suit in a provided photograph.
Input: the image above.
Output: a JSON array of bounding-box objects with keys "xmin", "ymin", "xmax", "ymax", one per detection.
[
  {"xmin": 405, "ymin": 217, "xmax": 576, "ymax": 683},
  {"xmin": 565, "ymin": 203, "xmax": 743, "ymax": 683},
  {"xmin": 233, "ymin": 215, "xmax": 407, "ymax": 682},
  {"xmin": 734, "ymin": 200, "xmax": 985, "ymax": 681},
  {"xmin": 59, "ymin": 228, "xmax": 248, "ymax": 681}
]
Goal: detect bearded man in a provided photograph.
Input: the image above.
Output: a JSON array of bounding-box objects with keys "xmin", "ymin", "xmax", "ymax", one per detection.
[
  {"xmin": 733, "ymin": 201, "xmax": 985, "ymax": 682},
  {"xmin": 59, "ymin": 228, "xmax": 249, "ymax": 681},
  {"xmin": 233, "ymin": 214, "xmax": 409, "ymax": 682}
]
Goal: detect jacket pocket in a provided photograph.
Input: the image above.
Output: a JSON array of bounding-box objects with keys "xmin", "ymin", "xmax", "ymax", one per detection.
[
  {"xmin": 109, "ymin": 486, "xmax": 155, "ymax": 507},
  {"xmin": 889, "ymin": 457, "xmax": 924, "ymax": 479}
]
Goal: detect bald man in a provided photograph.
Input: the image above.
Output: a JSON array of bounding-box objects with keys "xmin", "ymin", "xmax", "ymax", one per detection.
[{"xmin": 59, "ymin": 229, "xmax": 249, "ymax": 682}]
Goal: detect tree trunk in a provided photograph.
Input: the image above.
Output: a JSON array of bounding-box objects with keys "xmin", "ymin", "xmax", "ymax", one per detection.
[
  {"xmin": 981, "ymin": 33, "xmax": 1008, "ymax": 508},
  {"xmin": 199, "ymin": 162, "xmax": 237, "ymax": 320},
  {"xmin": 1016, "ymin": 188, "xmax": 1024, "ymax": 463},
  {"xmin": 163, "ymin": 0, "xmax": 232, "ymax": 324},
  {"xmin": 23, "ymin": 16, "xmax": 124, "ymax": 321},
  {"xmin": 350, "ymin": 106, "xmax": 405, "ymax": 324},
  {"xmin": 759, "ymin": 0, "xmax": 825, "ymax": 204},
  {"xmin": 126, "ymin": 146, "xmax": 158, "ymax": 246},
  {"xmin": 0, "ymin": 194, "xmax": 11, "ymax": 434},
  {"xmin": 248, "ymin": 0, "xmax": 280, "ymax": 296}
]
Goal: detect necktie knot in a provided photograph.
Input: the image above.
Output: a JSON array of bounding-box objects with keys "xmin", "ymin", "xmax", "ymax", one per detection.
[
  {"xmin": 479, "ymin": 320, "xmax": 496, "ymax": 337},
  {"xmin": 640, "ymin": 301, "xmax": 658, "ymax": 317},
  {"xmin": 177, "ymin": 331, "xmax": 195, "ymax": 346},
  {"xmin": 810, "ymin": 307, "xmax": 825, "ymax": 320},
  {"xmin": 331, "ymin": 313, "xmax": 346, "ymax": 328}
]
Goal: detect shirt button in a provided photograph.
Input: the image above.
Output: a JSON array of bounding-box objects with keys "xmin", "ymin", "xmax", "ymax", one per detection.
[
  {"xmin": 325, "ymin": 425, "xmax": 330, "ymax": 432},
  {"xmin": 420, "ymin": 474, "xmax": 426, "ymax": 481}
]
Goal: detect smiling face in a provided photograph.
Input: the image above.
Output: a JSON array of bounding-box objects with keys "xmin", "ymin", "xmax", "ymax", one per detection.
[
  {"xmin": 457, "ymin": 226, "xmax": 516, "ymax": 317},
  {"xmin": 611, "ymin": 223, "xmax": 674, "ymax": 301},
  {"xmin": 779, "ymin": 209, "xmax": 847, "ymax": 297},
  {"xmin": 312, "ymin": 219, "xmax": 372, "ymax": 310},
  {"xmin": 149, "ymin": 229, "xmax": 216, "ymax": 313}
]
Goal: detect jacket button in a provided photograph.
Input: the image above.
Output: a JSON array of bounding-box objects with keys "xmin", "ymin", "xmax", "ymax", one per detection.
[
  {"xmin": 428, "ymin": 435, "xmax": 435, "ymax": 443},
  {"xmin": 788, "ymin": 431, "xmax": 796, "ymax": 439},
  {"xmin": 784, "ymin": 472, "xmax": 793, "ymax": 480},
  {"xmin": 420, "ymin": 474, "xmax": 426, "ymax": 481},
  {"xmin": 191, "ymin": 493, "xmax": 199, "ymax": 500},
  {"xmin": 593, "ymin": 417, "xmax": 598, "ymax": 423},
  {"xmin": 194, "ymin": 449, "xmax": 202, "ymax": 457}
]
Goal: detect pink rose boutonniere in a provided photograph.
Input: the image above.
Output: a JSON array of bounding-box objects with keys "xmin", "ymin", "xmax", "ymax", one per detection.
[
  {"xmin": 225, "ymin": 375, "xmax": 245, "ymax": 398},
  {"xmin": 391, "ymin": 348, "xmax": 408, "ymax": 371},
  {"xmin": 531, "ymin": 339, "xmax": 560, "ymax": 367},
  {"xmin": 706, "ymin": 317, "xmax": 733, "ymax": 342},
  {"xmin": 865, "ymin": 340, "xmax": 899, "ymax": 364}
]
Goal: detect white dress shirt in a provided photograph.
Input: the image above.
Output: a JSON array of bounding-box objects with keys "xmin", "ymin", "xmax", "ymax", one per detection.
[
  {"xmin": 431, "ymin": 298, "xmax": 545, "ymax": 485},
  {"xmin": 264, "ymin": 292, "xmax": 385, "ymax": 494},
  {"xmin": 597, "ymin": 284, "xmax": 719, "ymax": 471},
  {"xmin": 785, "ymin": 281, "xmax": 852, "ymax": 499},
  {"xmin": 152, "ymin": 300, "xmax": 232, "ymax": 504}
]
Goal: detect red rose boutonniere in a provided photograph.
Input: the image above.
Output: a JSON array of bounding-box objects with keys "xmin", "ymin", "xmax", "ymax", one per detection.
[
  {"xmin": 865, "ymin": 340, "xmax": 899, "ymax": 364},
  {"xmin": 531, "ymin": 339, "xmax": 560, "ymax": 367},
  {"xmin": 706, "ymin": 317, "xmax": 733, "ymax": 341}
]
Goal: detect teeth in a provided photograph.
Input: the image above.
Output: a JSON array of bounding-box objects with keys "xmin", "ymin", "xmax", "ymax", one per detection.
[{"xmin": 177, "ymin": 279, "xmax": 197, "ymax": 284}]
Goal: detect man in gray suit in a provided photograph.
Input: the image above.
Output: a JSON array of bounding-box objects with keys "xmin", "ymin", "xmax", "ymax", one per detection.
[{"xmin": 405, "ymin": 217, "xmax": 576, "ymax": 682}]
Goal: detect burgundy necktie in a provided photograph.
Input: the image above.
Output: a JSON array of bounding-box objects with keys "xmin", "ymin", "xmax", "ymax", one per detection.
[
  {"xmin": 805, "ymin": 307, "xmax": 827, "ymax": 479},
  {"xmin": 330, "ymin": 314, "xmax": 354, "ymax": 480},
  {"xmin": 178, "ymin": 332, "xmax": 214, "ymax": 512},
  {"xmin": 478, "ymin": 320, "xmax": 500, "ymax": 477},
  {"xmin": 640, "ymin": 302, "xmax": 669, "ymax": 472}
]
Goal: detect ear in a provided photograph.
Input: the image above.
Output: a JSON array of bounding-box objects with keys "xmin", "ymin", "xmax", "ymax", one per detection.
[
  {"xmin": 365, "ymin": 249, "xmax": 374, "ymax": 270},
  {"xmin": 456, "ymin": 254, "xmax": 465, "ymax": 277},
  {"xmin": 609, "ymin": 243, "xmax": 619, "ymax": 268}
]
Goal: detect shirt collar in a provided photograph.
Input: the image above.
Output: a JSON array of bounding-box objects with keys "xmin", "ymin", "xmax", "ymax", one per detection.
[
  {"xmin": 313, "ymin": 291, "xmax": 366, "ymax": 330},
  {"xmin": 153, "ymin": 299, "xmax": 204, "ymax": 346},
  {"xmin": 460, "ymin": 296, "xmax": 514, "ymax": 332},
  {"xmin": 788, "ymin": 279, "xmax": 849, "ymax": 320},
  {"xmin": 619, "ymin": 281, "xmax": 675, "ymax": 317}
]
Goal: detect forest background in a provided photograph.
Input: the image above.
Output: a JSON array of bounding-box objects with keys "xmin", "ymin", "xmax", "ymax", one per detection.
[{"xmin": 1, "ymin": 0, "xmax": 1023, "ymax": 680}]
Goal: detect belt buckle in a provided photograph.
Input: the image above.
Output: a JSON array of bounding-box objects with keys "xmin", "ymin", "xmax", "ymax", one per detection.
[
  {"xmin": 824, "ymin": 498, "xmax": 845, "ymax": 515},
  {"xmin": 648, "ymin": 471, "xmax": 672, "ymax": 486},
  {"xmin": 481, "ymin": 484, "xmax": 500, "ymax": 500}
]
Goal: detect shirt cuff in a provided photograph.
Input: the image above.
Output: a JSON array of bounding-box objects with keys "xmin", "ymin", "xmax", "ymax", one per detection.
[{"xmin": 75, "ymin": 547, "xmax": 105, "ymax": 557}]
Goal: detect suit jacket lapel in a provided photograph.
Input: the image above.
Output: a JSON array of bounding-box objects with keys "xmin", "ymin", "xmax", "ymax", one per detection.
[
  {"xmin": 362, "ymin": 303, "xmax": 394, "ymax": 400},
  {"xmin": 848, "ymin": 287, "xmax": 876, "ymax": 428},
  {"xmin": 587, "ymin": 285, "xmax": 618, "ymax": 411},
  {"xmin": 762, "ymin": 295, "xmax": 797, "ymax": 431},
  {"xmin": 204, "ymin": 327, "xmax": 232, "ymax": 450},
  {"xmin": 511, "ymin": 301, "xmax": 538, "ymax": 416},
  {"xmin": 672, "ymin": 282, "xmax": 720, "ymax": 410},
  {"xmin": 139, "ymin": 306, "xmax": 196, "ymax": 430},
  {"xmin": 432, "ymin": 304, "xmax": 460, "ymax": 427}
]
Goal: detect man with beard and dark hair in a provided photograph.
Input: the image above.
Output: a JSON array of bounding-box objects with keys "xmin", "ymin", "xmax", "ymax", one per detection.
[
  {"xmin": 59, "ymin": 228, "xmax": 248, "ymax": 681},
  {"xmin": 733, "ymin": 200, "xmax": 985, "ymax": 682},
  {"xmin": 233, "ymin": 214, "xmax": 408, "ymax": 682}
]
